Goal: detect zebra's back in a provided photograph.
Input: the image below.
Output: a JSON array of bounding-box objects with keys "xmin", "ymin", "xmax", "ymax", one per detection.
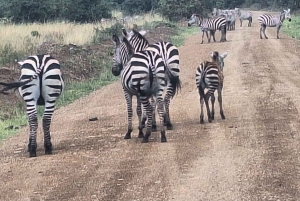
[
  {"xmin": 258, "ymin": 14, "xmax": 279, "ymax": 27},
  {"xmin": 203, "ymin": 17, "xmax": 227, "ymax": 30},
  {"xmin": 196, "ymin": 61, "xmax": 220, "ymax": 91}
]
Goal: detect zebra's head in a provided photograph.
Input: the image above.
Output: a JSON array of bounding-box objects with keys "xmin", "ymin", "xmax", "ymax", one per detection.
[
  {"xmin": 283, "ymin": 9, "xmax": 291, "ymax": 22},
  {"xmin": 188, "ymin": 14, "xmax": 200, "ymax": 26},
  {"xmin": 210, "ymin": 51, "xmax": 228, "ymax": 71},
  {"xmin": 111, "ymin": 35, "xmax": 134, "ymax": 76}
]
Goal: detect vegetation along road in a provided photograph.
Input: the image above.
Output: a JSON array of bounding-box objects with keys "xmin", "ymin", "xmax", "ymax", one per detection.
[{"xmin": 1, "ymin": 11, "xmax": 300, "ymax": 201}]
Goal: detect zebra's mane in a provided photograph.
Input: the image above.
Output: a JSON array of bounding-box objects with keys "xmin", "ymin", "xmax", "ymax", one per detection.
[
  {"xmin": 131, "ymin": 29, "xmax": 149, "ymax": 45},
  {"xmin": 122, "ymin": 36, "xmax": 135, "ymax": 58}
]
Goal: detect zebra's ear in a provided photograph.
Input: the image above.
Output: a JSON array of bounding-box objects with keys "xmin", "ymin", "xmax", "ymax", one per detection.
[
  {"xmin": 220, "ymin": 51, "xmax": 228, "ymax": 59},
  {"xmin": 112, "ymin": 34, "xmax": 120, "ymax": 47},
  {"xmin": 121, "ymin": 28, "xmax": 128, "ymax": 37},
  {"xmin": 17, "ymin": 61, "xmax": 24, "ymax": 66},
  {"xmin": 287, "ymin": 8, "xmax": 290, "ymax": 13},
  {"xmin": 139, "ymin": 30, "xmax": 147, "ymax": 36}
]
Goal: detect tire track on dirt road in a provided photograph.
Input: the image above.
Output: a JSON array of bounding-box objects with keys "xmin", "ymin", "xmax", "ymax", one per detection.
[{"xmin": 1, "ymin": 11, "xmax": 300, "ymax": 201}]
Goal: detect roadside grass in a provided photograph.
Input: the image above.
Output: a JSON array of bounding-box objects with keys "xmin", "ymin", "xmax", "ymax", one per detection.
[
  {"xmin": 282, "ymin": 15, "xmax": 300, "ymax": 39},
  {"xmin": 0, "ymin": 18, "xmax": 199, "ymax": 140}
]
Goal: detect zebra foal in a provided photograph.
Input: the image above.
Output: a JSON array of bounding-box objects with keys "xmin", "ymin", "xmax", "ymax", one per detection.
[
  {"xmin": 196, "ymin": 51, "xmax": 228, "ymax": 124},
  {"xmin": 258, "ymin": 9, "xmax": 291, "ymax": 39},
  {"xmin": 0, "ymin": 55, "xmax": 64, "ymax": 157},
  {"xmin": 112, "ymin": 35, "xmax": 170, "ymax": 143}
]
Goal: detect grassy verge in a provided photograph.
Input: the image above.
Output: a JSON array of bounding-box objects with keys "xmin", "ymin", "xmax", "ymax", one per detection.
[
  {"xmin": 0, "ymin": 20, "xmax": 198, "ymax": 140},
  {"xmin": 282, "ymin": 15, "xmax": 300, "ymax": 39}
]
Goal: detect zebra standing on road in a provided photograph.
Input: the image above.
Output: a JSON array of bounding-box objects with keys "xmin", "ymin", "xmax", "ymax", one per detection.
[
  {"xmin": 0, "ymin": 55, "xmax": 64, "ymax": 157},
  {"xmin": 188, "ymin": 14, "xmax": 227, "ymax": 43},
  {"xmin": 196, "ymin": 51, "xmax": 228, "ymax": 124},
  {"xmin": 258, "ymin": 9, "xmax": 291, "ymax": 39},
  {"xmin": 222, "ymin": 10, "xmax": 236, "ymax": 31},
  {"xmin": 234, "ymin": 8, "xmax": 252, "ymax": 27},
  {"xmin": 112, "ymin": 35, "xmax": 173, "ymax": 143},
  {"xmin": 122, "ymin": 28, "xmax": 181, "ymax": 130}
]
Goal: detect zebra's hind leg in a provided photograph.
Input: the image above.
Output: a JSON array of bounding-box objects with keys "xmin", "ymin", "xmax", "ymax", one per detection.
[
  {"xmin": 141, "ymin": 98, "xmax": 153, "ymax": 143},
  {"xmin": 42, "ymin": 105, "xmax": 54, "ymax": 155},
  {"xmin": 124, "ymin": 93, "xmax": 133, "ymax": 139},
  {"xmin": 151, "ymin": 96, "xmax": 157, "ymax": 132},
  {"xmin": 211, "ymin": 94, "xmax": 215, "ymax": 120},
  {"xmin": 136, "ymin": 97, "xmax": 144, "ymax": 138},
  {"xmin": 27, "ymin": 112, "xmax": 38, "ymax": 157},
  {"xmin": 204, "ymin": 93, "xmax": 212, "ymax": 123},
  {"xmin": 157, "ymin": 96, "xmax": 167, "ymax": 142},
  {"xmin": 198, "ymin": 87, "xmax": 205, "ymax": 124},
  {"xmin": 218, "ymin": 86, "xmax": 226, "ymax": 119}
]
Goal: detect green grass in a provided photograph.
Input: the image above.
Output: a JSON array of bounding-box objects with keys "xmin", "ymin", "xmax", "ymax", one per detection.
[
  {"xmin": 0, "ymin": 22, "xmax": 198, "ymax": 140},
  {"xmin": 282, "ymin": 15, "xmax": 300, "ymax": 39}
]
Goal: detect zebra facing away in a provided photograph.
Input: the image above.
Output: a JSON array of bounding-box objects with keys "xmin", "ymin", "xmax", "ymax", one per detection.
[
  {"xmin": 188, "ymin": 14, "xmax": 227, "ymax": 43},
  {"xmin": 112, "ymin": 34, "xmax": 171, "ymax": 143},
  {"xmin": 122, "ymin": 28, "xmax": 181, "ymax": 130},
  {"xmin": 258, "ymin": 9, "xmax": 291, "ymax": 39},
  {"xmin": 0, "ymin": 55, "xmax": 64, "ymax": 157},
  {"xmin": 196, "ymin": 51, "xmax": 228, "ymax": 124},
  {"xmin": 234, "ymin": 8, "xmax": 252, "ymax": 27}
]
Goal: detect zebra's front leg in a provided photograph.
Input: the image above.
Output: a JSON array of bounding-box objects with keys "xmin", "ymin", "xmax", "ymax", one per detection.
[
  {"xmin": 218, "ymin": 86, "xmax": 226, "ymax": 119},
  {"xmin": 201, "ymin": 31, "xmax": 205, "ymax": 44},
  {"xmin": 276, "ymin": 25, "xmax": 282, "ymax": 39},
  {"xmin": 141, "ymin": 98, "xmax": 153, "ymax": 143},
  {"xmin": 150, "ymin": 96, "xmax": 157, "ymax": 132},
  {"xmin": 157, "ymin": 96, "xmax": 167, "ymax": 142},
  {"xmin": 27, "ymin": 112, "xmax": 38, "ymax": 157},
  {"xmin": 261, "ymin": 25, "xmax": 268, "ymax": 39},
  {"xmin": 136, "ymin": 97, "xmax": 144, "ymax": 138},
  {"xmin": 211, "ymin": 93, "xmax": 215, "ymax": 120},
  {"xmin": 124, "ymin": 93, "xmax": 133, "ymax": 139},
  {"xmin": 240, "ymin": 19, "xmax": 242, "ymax": 27},
  {"xmin": 211, "ymin": 30, "xmax": 216, "ymax": 42},
  {"xmin": 205, "ymin": 31, "xmax": 210, "ymax": 43}
]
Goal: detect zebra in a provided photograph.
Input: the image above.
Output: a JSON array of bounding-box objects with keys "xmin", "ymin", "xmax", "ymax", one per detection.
[
  {"xmin": 234, "ymin": 8, "xmax": 252, "ymax": 27},
  {"xmin": 258, "ymin": 9, "xmax": 291, "ymax": 39},
  {"xmin": 221, "ymin": 10, "xmax": 236, "ymax": 31},
  {"xmin": 121, "ymin": 28, "xmax": 181, "ymax": 130},
  {"xmin": 196, "ymin": 51, "xmax": 228, "ymax": 124},
  {"xmin": 0, "ymin": 55, "xmax": 64, "ymax": 157},
  {"xmin": 111, "ymin": 34, "xmax": 171, "ymax": 143},
  {"xmin": 188, "ymin": 14, "xmax": 227, "ymax": 43}
]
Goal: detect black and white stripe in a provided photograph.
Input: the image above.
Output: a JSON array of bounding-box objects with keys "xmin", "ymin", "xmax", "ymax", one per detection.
[
  {"xmin": 196, "ymin": 51, "xmax": 228, "ymax": 124},
  {"xmin": 0, "ymin": 55, "xmax": 64, "ymax": 157},
  {"xmin": 234, "ymin": 8, "xmax": 252, "ymax": 27},
  {"xmin": 188, "ymin": 14, "xmax": 227, "ymax": 43},
  {"xmin": 122, "ymin": 28, "xmax": 181, "ymax": 130},
  {"xmin": 112, "ymin": 35, "xmax": 170, "ymax": 143},
  {"xmin": 258, "ymin": 9, "xmax": 291, "ymax": 39}
]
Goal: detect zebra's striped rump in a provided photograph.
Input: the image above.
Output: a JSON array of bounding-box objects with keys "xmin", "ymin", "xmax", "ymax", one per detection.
[
  {"xmin": 0, "ymin": 55, "xmax": 64, "ymax": 157},
  {"xmin": 196, "ymin": 51, "xmax": 228, "ymax": 124}
]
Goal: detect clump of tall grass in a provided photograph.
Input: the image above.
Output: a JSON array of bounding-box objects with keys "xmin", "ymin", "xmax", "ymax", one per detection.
[{"xmin": 282, "ymin": 15, "xmax": 300, "ymax": 39}]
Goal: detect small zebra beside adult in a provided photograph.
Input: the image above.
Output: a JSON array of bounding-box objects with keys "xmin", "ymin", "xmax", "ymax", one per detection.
[
  {"xmin": 188, "ymin": 14, "xmax": 227, "ymax": 44},
  {"xmin": 258, "ymin": 9, "xmax": 291, "ymax": 39},
  {"xmin": 196, "ymin": 51, "xmax": 228, "ymax": 124},
  {"xmin": 0, "ymin": 55, "xmax": 64, "ymax": 157}
]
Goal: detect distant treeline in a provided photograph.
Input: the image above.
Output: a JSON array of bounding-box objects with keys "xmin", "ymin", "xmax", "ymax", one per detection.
[{"xmin": 0, "ymin": 0, "xmax": 298, "ymax": 23}]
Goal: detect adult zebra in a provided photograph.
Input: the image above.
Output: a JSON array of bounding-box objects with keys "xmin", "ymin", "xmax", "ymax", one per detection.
[
  {"xmin": 196, "ymin": 51, "xmax": 228, "ymax": 124},
  {"xmin": 0, "ymin": 55, "xmax": 64, "ymax": 157},
  {"xmin": 258, "ymin": 9, "xmax": 291, "ymax": 39},
  {"xmin": 111, "ymin": 35, "xmax": 170, "ymax": 143},
  {"xmin": 234, "ymin": 8, "xmax": 252, "ymax": 27},
  {"xmin": 188, "ymin": 14, "xmax": 227, "ymax": 43},
  {"xmin": 121, "ymin": 28, "xmax": 181, "ymax": 130}
]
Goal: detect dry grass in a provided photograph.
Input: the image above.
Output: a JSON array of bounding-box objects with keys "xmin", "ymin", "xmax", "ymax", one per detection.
[{"xmin": 0, "ymin": 11, "xmax": 165, "ymax": 53}]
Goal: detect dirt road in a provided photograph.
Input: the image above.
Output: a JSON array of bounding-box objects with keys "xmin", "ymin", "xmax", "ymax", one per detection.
[{"xmin": 1, "ymin": 11, "xmax": 300, "ymax": 201}]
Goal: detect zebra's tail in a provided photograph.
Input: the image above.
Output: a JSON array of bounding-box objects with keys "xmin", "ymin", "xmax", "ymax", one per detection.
[
  {"xmin": 0, "ymin": 79, "xmax": 32, "ymax": 95},
  {"xmin": 165, "ymin": 64, "xmax": 181, "ymax": 98},
  {"xmin": 0, "ymin": 68, "xmax": 42, "ymax": 95}
]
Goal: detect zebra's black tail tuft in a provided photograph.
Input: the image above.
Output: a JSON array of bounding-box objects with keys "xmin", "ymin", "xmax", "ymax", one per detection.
[
  {"xmin": 165, "ymin": 64, "xmax": 181, "ymax": 98},
  {"xmin": 0, "ymin": 79, "xmax": 32, "ymax": 95}
]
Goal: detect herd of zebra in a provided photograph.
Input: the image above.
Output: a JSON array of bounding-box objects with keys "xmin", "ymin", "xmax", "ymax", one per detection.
[
  {"xmin": 188, "ymin": 7, "xmax": 291, "ymax": 43},
  {"xmin": 0, "ymin": 8, "xmax": 293, "ymax": 157}
]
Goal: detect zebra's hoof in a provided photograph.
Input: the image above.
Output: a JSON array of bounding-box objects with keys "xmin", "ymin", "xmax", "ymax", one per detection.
[
  {"xmin": 166, "ymin": 123, "xmax": 173, "ymax": 130},
  {"xmin": 200, "ymin": 119, "xmax": 204, "ymax": 124},
  {"xmin": 152, "ymin": 125, "xmax": 157, "ymax": 132},
  {"xmin": 138, "ymin": 131, "xmax": 144, "ymax": 138},
  {"xmin": 29, "ymin": 147, "xmax": 37, "ymax": 157},
  {"xmin": 124, "ymin": 134, "xmax": 131, "ymax": 139},
  {"xmin": 161, "ymin": 137, "xmax": 167, "ymax": 143},
  {"xmin": 141, "ymin": 138, "xmax": 149, "ymax": 143},
  {"xmin": 44, "ymin": 143, "xmax": 53, "ymax": 155}
]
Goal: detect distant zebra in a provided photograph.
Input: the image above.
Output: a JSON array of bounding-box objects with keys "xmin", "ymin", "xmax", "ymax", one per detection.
[
  {"xmin": 234, "ymin": 8, "xmax": 252, "ymax": 27},
  {"xmin": 196, "ymin": 51, "xmax": 228, "ymax": 123},
  {"xmin": 122, "ymin": 28, "xmax": 181, "ymax": 130},
  {"xmin": 258, "ymin": 9, "xmax": 291, "ymax": 39},
  {"xmin": 221, "ymin": 10, "xmax": 236, "ymax": 30},
  {"xmin": 0, "ymin": 55, "xmax": 64, "ymax": 157},
  {"xmin": 188, "ymin": 14, "xmax": 227, "ymax": 43},
  {"xmin": 111, "ymin": 35, "xmax": 171, "ymax": 143}
]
